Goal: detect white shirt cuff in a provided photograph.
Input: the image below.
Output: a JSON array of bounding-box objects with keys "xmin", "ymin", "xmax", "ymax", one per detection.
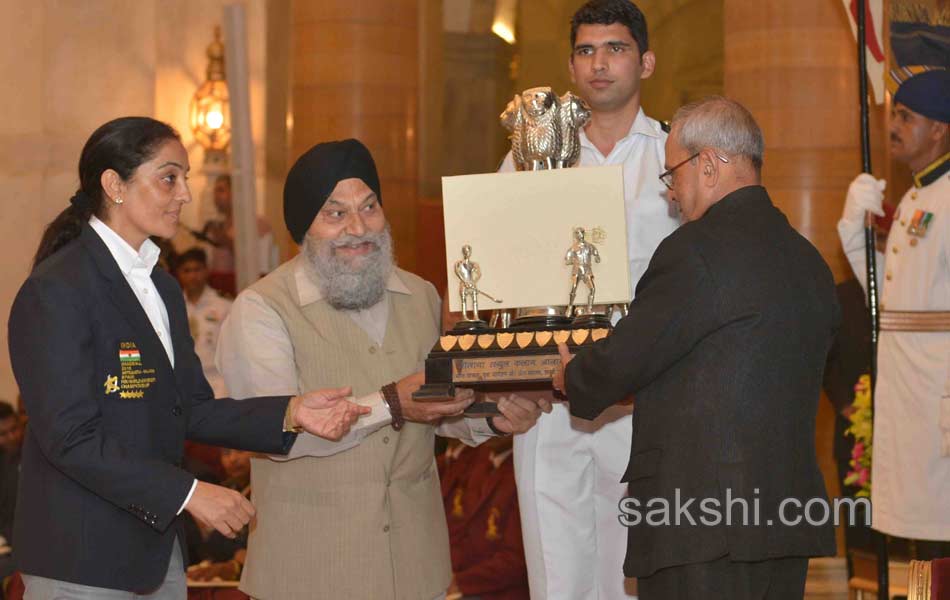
[
  {"xmin": 177, "ymin": 478, "xmax": 198, "ymax": 515},
  {"xmin": 436, "ymin": 416, "xmax": 498, "ymax": 446}
]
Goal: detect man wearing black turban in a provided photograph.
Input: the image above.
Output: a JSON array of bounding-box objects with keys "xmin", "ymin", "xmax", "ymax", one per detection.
[
  {"xmin": 282, "ymin": 138, "xmax": 383, "ymax": 245},
  {"xmin": 838, "ymin": 69, "xmax": 950, "ymax": 557},
  {"xmin": 216, "ymin": 139, "xmax": 550, "ymax": 599}
]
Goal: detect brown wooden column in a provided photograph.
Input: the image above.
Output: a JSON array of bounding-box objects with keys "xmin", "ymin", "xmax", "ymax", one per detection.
[
  {"xmin": 724, "ymin": 1, "xmax": 885, "ymax": 283},
  {"xmin": 290, "ymin": 0, "xmax": 420, "ymax": 269}
]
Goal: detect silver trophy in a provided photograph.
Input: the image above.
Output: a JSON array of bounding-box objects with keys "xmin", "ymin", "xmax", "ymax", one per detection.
[
  {"xmin": 499, "ymin": 88, "xmax": 601, "ymax": 328},
  {"xmin": 500, "ymin": 87, "xmax": 591, "ymax": 172},
  {"xmin": 557, "ymin": 92, "xmax": 590, "ymax": 168}
]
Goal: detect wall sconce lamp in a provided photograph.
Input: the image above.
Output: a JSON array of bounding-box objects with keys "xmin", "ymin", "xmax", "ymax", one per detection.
[
  {"xmin": 190, "ymin": 26, "xmax": 231, "ymax": 167},
  {"xmin": 492, "ymin": 0, "xmax": 517, "ymax": 44}
]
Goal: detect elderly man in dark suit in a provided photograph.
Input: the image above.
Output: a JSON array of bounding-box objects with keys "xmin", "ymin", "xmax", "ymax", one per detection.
[{"xmin": 554, "ymin": 96, "xmax": 839, "ymax": 599}]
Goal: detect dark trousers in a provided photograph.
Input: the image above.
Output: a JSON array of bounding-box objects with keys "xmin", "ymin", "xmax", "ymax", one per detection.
[{"xmin": 638, "ymin": 555, "xmax": 809, "ymax": 600}]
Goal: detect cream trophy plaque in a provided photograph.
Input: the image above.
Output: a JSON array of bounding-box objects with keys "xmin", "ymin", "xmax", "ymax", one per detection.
[{"xmin": 413, "ymin": 88, "xmax": 629, "ymax": 415}]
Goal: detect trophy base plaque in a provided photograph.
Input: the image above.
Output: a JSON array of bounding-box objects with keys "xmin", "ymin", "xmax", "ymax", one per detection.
[{"xmin": 414, "ymin": 325, "xmax": 612, "ymax": 417}]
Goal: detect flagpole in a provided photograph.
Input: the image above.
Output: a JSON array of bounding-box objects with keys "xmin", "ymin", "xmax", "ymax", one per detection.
[{"xmin": 855, "ymin": 1, "xmax": 888, "ymax": 598}]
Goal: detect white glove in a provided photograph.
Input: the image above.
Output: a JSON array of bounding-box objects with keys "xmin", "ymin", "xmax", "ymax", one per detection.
[{"xmin": 843, "ymin": 173, "xmax": 886, "ymax": 223}]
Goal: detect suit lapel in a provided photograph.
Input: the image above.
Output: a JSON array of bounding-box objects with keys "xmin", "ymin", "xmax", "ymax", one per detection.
[
  {"xmin": 153, "ymin": 272, "xmax": 191, "ymax": 392},
  {"xmin": 80, "ymin": 225, "xmax": 177, "ymax": 386}
]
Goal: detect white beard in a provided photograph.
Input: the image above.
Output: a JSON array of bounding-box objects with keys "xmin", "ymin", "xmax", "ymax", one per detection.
[{"xmin": 303, "ymin": 225, "xmax": 395, "ymax": 310}]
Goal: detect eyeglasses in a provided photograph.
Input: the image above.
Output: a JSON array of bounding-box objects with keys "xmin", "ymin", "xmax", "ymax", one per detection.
[{"xmin": 658, "ymin": 151, "xmax": 730, "ymax": 190}]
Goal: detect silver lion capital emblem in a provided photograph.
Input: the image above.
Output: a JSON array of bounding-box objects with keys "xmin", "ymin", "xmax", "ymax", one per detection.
[{"xmin": 500, "ymin": 87, "xmax": 591, "ymax": 171}]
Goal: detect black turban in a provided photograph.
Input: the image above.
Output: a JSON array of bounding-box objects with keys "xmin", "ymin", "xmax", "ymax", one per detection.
[
  {"xmin": 894, "ymin": 69, "xmax": 950, "ymax": 124},
  {"xmin": 283, "ymin": 139, "xmax": 382, "ymax": 244}
]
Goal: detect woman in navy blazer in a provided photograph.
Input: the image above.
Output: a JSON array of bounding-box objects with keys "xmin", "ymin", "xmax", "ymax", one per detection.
[{"xmin": 7, "ymin": 117, "xmax": 368, "ymax": 596}]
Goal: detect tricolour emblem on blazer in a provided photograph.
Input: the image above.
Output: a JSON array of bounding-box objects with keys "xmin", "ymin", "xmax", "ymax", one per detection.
[
  {"xmin": 119, "ymin": 348, "xmax": 141, "ymax": 363},
  {"xmin": 118, "ymin": 341, "xmax": 156, "ymax": 398}
]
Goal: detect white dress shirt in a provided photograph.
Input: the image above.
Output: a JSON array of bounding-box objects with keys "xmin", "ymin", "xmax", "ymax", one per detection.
[
  {"xmin": 89, "ymin": 217, "xmax": 174, "ymax": 365},
  {"xmin": 88, "ymin": 216, "xmax": 196, "ymax": 513}
]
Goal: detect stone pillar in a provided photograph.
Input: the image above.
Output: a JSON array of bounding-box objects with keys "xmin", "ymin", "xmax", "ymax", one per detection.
[
  {"xmin": 637, "ymin": 0, "xmax": 724, "ymax": 121},
  {"xmin": 724, "ymin": 0, "xmax": 885, "ymax": 282},
  {"xmin": 0, "ymin": 0, "xmax": 158, "ymax": 403},
  {"xmin": 290, "ymin": 0, "xmax": 420, "ymax": 269}
]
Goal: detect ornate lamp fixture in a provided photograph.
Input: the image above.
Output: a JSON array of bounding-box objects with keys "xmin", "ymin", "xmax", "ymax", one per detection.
[{"xmin": 190, "ymin": 26, "xmax": 231, "ymax": 167}]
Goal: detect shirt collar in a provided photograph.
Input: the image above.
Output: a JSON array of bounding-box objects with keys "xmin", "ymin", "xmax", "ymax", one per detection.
[
  {"xmin": 292, "ymin": 253, "xmax": 412, "ymax": 308},
  {"xmin": 579, "ymin": 107, "xmax": 663, "ymax": 152},
  {"xmin": 88, "ymin": 216, "xmax": 161, "ymax": 277},
  {"xmin": 913, "ymin": 150, "xmax": 950, "ymax": 188}
]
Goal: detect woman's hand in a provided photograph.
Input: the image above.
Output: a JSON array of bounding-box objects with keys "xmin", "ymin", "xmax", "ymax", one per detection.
[{"xmin": 289, "ymin": 387, "xmax": 372, "ymax": 441}]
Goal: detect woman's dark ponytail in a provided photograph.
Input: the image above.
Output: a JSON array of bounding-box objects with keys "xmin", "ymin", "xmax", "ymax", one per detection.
[
  {"xmin": 32, "ymin": 117, "xmax": 180, "ymax": 268},
  {"xmin": 33, "ymin": 191, "xmax": 99, "ymax": 267}
]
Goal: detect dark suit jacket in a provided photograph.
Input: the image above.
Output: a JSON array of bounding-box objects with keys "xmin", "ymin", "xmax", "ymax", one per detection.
[
  {"xmin": 7, "ymin": 224, "xmax": 294, "ymax": 592},
  {"xmin": 566, "ymin": 185, "xmax": 839, "ymax": 577}
]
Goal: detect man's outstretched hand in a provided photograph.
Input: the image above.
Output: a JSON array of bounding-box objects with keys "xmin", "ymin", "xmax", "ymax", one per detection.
[{"xmin": 289, "ymin": 386, "xmax": 371, "ymax": 441}]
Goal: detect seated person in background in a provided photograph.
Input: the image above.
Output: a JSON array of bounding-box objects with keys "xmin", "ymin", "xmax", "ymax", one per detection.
[
  {"xmin": 152, "ymin": 236, "xmax": 179, "ymax": 273},
  {"xmin": 202, "ymin": 175, "xmax": 278, "ymax": 296},
  {"xmin": 439, "ymin": 438, "xmax": 479, "ymax": 541},
  {"xmin": 0, "ymin": 401, "xmax": 24, "ymax": 581},
  {"xmin": 175, "ymin": 247, "xmax": 234, "ymax": 482},
  {"xmin": 447, "ymin": 436, "xmax": 529, "ymax": 600},
  {"xmin": 175, "ymin": 247, "xmax": 232, "ymax": 398},
  {"xmin": 185, "ymin": 449, "xmax": 254, "ymax": 583}
]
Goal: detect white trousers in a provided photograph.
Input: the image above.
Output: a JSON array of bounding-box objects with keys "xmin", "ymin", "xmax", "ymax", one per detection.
[{"xmin": 514, "ymin": 402, "xmax": 637, "ymax": 599}]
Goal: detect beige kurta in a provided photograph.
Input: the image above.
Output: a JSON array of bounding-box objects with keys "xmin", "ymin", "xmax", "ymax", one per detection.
[{"xmin": 220, "ymin": 256, "xmax": 451, "ymax": 599}]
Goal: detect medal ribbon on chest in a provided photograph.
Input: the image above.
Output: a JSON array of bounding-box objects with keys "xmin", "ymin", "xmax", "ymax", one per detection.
[{"xmin": 907, "ymin": 209, "xmax": 934, "ymax": 238}]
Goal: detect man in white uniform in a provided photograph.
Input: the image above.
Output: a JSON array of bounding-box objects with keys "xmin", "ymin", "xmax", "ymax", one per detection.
[
  {"xmin": 499, "ymin": 1, "xmax": 679, "ymax": 597},
  {"xmin": 837, "ymin": 69, "xmax": 950, "ymax": 558}
]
